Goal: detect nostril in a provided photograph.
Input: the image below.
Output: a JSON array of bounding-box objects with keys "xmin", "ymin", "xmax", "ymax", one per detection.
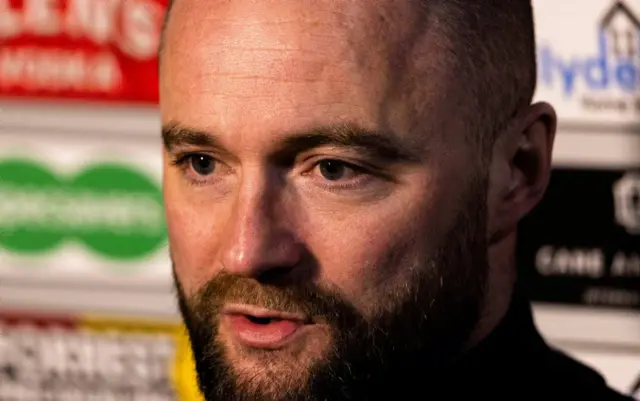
[{"xmin": 256, "ymin": 266, "xmax": 295, "ymax": 284}]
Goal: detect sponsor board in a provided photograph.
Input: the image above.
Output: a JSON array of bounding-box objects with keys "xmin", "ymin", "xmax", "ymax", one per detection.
[
  {"xmin": 518, "ymin": 168, "xmax": 640, "ymax": 310},
  {"xmin": 0, "ymin": 311, "xmax": 204, "ymax": 401},
  {"xmin": 0, "ymin": 143, "xmax": 170, "ymax": 285},
  {"xmin": 533, "ymin": 0, "xmax": 640, "ymax": 128},
  {"xmin": 0, "ymin": 0, "xmax": 167, "ymax": 103},
  {"xmin": 0, "ymin": 158, "xmax": 166, "ymax": 261},
  {"xmin": 0, "ymin": 130, "xmax": 168, "ymax": 301}
]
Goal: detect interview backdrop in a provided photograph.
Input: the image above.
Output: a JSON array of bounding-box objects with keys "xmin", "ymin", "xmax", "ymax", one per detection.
[{"xmin": 0, "ymin": 0, "xmax": 638, "ymax": 398}]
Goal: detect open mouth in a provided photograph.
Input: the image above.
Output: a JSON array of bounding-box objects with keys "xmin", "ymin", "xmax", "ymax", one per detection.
[
  {"xmin": 245, "ymin": 315, "xmax": 277, "ymax": 325},
  {"xmin": 223, "ymin": 308, "xmax": 310, "ymax": 349}
]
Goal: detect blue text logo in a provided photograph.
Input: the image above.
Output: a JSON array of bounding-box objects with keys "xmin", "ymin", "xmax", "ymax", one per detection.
[{"xmin": 537, "ymin": 1, "xmax": 640, "ymax": 98}]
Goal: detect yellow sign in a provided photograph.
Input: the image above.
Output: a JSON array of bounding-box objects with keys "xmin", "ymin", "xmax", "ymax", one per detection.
[
  {"xmin": 81, "ymin": 315, "xmax": 205, "ymax": 401},
  {"xmin": 172, "ymin": 330, "xmax": 206, "ymax": 401}
]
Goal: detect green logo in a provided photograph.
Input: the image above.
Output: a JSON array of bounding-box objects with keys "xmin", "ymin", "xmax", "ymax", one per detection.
[{"xmin": 0, "ymin": 159, "xmax": 166, "ymax": 261}]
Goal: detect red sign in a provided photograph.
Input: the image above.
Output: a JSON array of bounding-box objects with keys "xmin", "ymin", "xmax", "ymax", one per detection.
[{"xmin": 0, "ymin": 0, "xmax": 167, "ymax": 103}]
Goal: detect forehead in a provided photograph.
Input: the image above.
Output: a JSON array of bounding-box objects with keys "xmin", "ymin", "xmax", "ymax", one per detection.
[{"xmin": 160, "ymin": 0, "xmax": 456, "ymax": 142}]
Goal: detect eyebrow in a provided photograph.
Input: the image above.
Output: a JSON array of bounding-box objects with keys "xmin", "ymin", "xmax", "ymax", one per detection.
[{"xmin": 162, "ymin": 122, "xmax": 424, "ymax": 164}]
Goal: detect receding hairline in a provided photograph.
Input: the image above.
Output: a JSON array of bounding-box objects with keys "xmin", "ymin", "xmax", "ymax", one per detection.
[
  {"xmin": 158, "ymin": 0, "xmax": 175, "ymax": 56},
  {"xmin": 158, "ymin": 0, "xmax": 536, "ymax": 151}
]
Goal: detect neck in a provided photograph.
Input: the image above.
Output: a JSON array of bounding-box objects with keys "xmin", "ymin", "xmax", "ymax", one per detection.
[{"xmin": 461, "ymin": 231, "xmax": 518, "ymax": 355}]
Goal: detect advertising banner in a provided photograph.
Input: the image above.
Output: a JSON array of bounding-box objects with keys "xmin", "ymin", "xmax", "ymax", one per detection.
[
  {"xmin": 0, "ymin": 310, "xmax": 204, "ymax": 401},
  {"xmin": 532, "ymin": 0, "xmax": 640, "ymax": 129},
  {"xmin": 0, "ymin": 128, "xmax": 169, "ymax": 288},
  {"xmin": 0, "ymin": 0, "xmax": 167, "ymax": 103},
  {"xmin": 518, "ymin": 167, "xmax": 640, "ymax": 310},
  {"xmin": 0, "ymin": 158, "xmax": 166, "ymax": 262}
]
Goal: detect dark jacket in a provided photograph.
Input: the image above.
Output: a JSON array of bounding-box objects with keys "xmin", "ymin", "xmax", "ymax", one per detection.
[{"xmin": 442, "ymin": 291, "xmax": 636, "ymax": 400}]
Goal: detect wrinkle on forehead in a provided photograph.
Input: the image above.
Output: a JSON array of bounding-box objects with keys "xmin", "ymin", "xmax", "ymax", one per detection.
[
  {"xmin": 165, "ymin": 0, "xmax": 447, "ymax": 76},
  {"xmin": 162, "ymin": 0, "xmax": 457, "ymax": 138}
]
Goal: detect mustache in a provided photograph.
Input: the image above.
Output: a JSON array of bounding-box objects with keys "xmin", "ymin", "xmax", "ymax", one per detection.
[{"xmin": 181, "ymin": 270, "xmax": 354, "ymax": 325}]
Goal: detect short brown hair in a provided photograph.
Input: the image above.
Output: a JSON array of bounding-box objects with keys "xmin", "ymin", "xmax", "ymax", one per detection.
[{"xmin": 434, "ymin": 1, "xmax": 537, "ymax": 149}]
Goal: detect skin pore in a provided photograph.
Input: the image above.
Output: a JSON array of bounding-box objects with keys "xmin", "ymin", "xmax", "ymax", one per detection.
[{"xmin": 160, "ymin": 0, "xmax": 557, "ymax": 400}]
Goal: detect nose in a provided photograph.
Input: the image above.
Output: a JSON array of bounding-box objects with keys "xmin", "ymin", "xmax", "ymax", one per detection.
[{"xmin": 219, "ymin": 175, "xmax": 303, "ymax": 281}]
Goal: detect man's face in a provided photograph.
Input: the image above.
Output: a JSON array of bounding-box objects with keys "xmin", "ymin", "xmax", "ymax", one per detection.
[{"xmin": 161, "ymin": 1, "xmax": 490, "ymax": 399}]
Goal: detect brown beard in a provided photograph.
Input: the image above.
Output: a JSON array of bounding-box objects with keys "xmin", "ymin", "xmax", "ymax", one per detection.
[{"xmin": 173, "ymin": 176, "xmax": 489, "ymax": 401}]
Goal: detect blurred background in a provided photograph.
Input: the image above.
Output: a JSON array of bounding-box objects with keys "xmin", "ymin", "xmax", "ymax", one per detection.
[{"xmin": 0, "ymin": 0, "xmax": 638, "ymax": 399}]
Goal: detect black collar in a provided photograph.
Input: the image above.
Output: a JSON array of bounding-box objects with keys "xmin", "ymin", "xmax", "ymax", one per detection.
[
  {"xmin": 452, "ymin": 289, "xmax": 548, "ymax": 377},
  {"xmin": 441, "ymin": 287, "xmax": 615, "ymax": 400}
]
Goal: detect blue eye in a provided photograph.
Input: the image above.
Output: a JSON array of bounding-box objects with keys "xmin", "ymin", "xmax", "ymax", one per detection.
[
  {"xmin": 189, "ymin": 155, "xmax": 216, "ymax": 175},
  {"xmin": 317, "ymin": 160, "xmax": 350, "ymax": 181}
]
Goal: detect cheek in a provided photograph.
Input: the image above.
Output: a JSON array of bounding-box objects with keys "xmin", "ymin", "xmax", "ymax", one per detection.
[
  {"xmin": 164, "ymin": 180, "xmax": 224, "ymax": 295},
  {"xmin": 306, "ymin": 180, "xmax": 449, "ymax": 312}
]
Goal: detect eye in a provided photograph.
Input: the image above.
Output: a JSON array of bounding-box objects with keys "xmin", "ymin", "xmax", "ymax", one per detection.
[
  {"xmin": 303, "ymin": 158, "xmax": 380, "ymax": 193},
  {"xmin": 189, "ymin": 155, "xmax": 216, "ymax": 176},
  {"xmin": 317, "ymin": 160, "xmax": 354, "ymax": 181}
]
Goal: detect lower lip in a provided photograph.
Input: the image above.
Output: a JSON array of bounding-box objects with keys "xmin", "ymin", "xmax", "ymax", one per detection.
[{"xmin": 226, "ymin": 314, "xmax": 307, "ymax": 349}]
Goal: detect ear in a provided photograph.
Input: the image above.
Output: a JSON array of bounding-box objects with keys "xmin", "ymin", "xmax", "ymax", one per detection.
[{"xmin": 487, "ymin": 102, "xmax": 557, "ymax": 244}]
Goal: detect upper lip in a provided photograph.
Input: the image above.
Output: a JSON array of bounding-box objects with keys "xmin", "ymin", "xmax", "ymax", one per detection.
[{"xmin": 222, "ymin": 304, "xmax": 309, "ymax": 323}]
